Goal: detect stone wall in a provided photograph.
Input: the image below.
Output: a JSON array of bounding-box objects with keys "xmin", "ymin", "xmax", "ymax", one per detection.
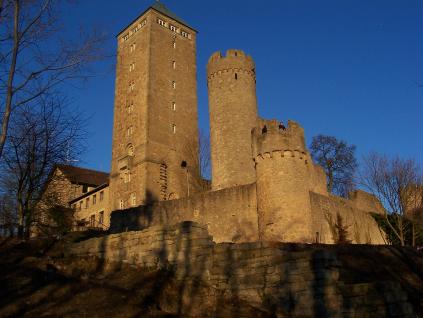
[
  {"xmin": 70, "ymin": 222, "xmax": 420, "ymax": 317},
  {"xmin": 109, "ymin": 183, "xmax": 259, "ymax": 243},
  {"xmin": 310, "ymin": 191, "xmax": 386, "ymax": 244}
]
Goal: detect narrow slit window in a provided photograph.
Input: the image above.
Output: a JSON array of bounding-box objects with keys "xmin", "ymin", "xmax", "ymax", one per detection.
[
  {"xmin": 235, "ymin": 73, "xmax": 238, "ymax": 80},
  {"xmin": 172, "ymin": 81, "xmax": 176, "ymax": 89},
  {"xmin": 172, "ymin": 61, "xmax": 176, "ymax": 69},
  {"xmin": 172, "ymin": 102, "xmax": 176, "ymax": 111},
  {"xmin": 172, "ymin": 124, "xmax": 176, "ymax": 134}
]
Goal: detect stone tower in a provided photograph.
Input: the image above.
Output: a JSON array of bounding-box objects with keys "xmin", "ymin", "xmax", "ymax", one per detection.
[
  {"xmin": 207, "ymin": 50, "xmax": 258, "ymax": 190},
  {"xmin": 109, "ymin": 3, "xmax": 199, "ymax": 210},
  {"xmin": 253, "ymin": 120, "xmax": 327, "ymax": 242}
]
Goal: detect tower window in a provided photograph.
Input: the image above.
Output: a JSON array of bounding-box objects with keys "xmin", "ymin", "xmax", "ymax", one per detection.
[
  {"xmin": 119, "ymin": 199, "xmax": 124, "ymax": 209},
  {"xmin": 131, "ymin": 193, "xmax": 136, "ymax": 206},
  {"xmin": 235, "ymin": 73, "xmax": 238, "ymax": 80},
  {"xmin": 129, "ymin": 62, "xmax": 135, "ymax": 72},
  {"xmin": 127, "ymin": 102, "xmax": 134, "ymax": 113},
  {"xmin": 173, "ymin": 41, "xmax": 176, "ymax": 49},
  {"xmin": 170, "ymin": 25, "xmax": 177, "ymax": 32},
  {"xmin": 172, "ymin": 61, "xmax": 176, "ymax": 69},
  {"xmin": 172, "ymin": 124, "xmax": 176, "ymax": 134},
  {"xmin": 172, "ymin": 81, "xmax": 176, "ymax": 89},
  {"xmin": 157, "ymin": 18, "xmax": 166, "ymax": 27},
  {"xmin": 129, "ymin": 81, "xmax": 135, "ymax": 91},
  {"xmin": 181, "ymin": 31, "xmax": 189, "ymax": 38},
  {"xmin": 124, "ymin": 172, "xmax": 131, "ymax": 183},
  {"xmin": 127, "ymin": 144, "xmax": 134, "ymax": 156},
  {"xmin": 172, "ymin": 102, "xmax": 176, "ymax": 111},
  {"xmin": 127, "ymin": 126, "xmax": 133, "ymax": 137},
  {"xmin": 130, "ymin": 43, "xmax": 136, "ymax": 52}
]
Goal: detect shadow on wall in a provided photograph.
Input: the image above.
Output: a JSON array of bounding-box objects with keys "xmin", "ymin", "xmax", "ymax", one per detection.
[{"xmin": 65, "ymin": 222, "xmax": 421, "ymax": 317}]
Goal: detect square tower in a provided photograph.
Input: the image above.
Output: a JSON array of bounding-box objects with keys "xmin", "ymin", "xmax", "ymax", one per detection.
[{"xmin": 109, "ymin": 3, "xmax": 199, "ymax": 210}]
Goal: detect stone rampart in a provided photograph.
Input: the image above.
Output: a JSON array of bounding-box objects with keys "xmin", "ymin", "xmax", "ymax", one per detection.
[
  {"xmin": 109, "ymin": 182, "xmax": 259, "ymax": 243},
  {"xmin": 70, "ymin": 222, "xmax": 419, "ymax": 317},
  {"xmin": 310, "ymin": 191, "xmax": 386, "ymax": 244}
]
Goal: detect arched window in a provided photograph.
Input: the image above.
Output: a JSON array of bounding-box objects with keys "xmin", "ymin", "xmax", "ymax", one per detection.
[{"xmin": 127, "ymin": 144, "xmax": 134, "ymax": 156}]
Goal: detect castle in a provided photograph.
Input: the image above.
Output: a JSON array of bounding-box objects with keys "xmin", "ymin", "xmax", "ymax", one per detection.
[{"xmin": 41, "ymin": 3, "xmax": 385, "ymax": 244}]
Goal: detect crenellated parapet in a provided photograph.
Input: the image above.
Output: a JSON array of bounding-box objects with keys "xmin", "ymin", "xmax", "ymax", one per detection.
[
  {"xmin": 207, "ymin": 49, "xmax": 255, "ymax": 80},
  {"xmin": 252, "ymin": 119, "xmax": 307, "ymax": 158}
]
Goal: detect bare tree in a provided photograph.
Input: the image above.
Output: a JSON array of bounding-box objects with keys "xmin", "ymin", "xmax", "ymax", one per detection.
[
  {"xmin": 361, "ymin": 153, "xmax": 423, "ymax": 246},
  {"xmin": 0, "ymin": 94, "xmax": 86, "ymax": 238},
  {"xmin": 0, "ymin": 0, "xmax": 105, "ymax": 159},
  {"xmin": 183, "ymin": 129, "xmax": 211, "ymax": 194},
  {"xmin": 310, "ymin": 134, "xmax": 357, "ymax": 196}
]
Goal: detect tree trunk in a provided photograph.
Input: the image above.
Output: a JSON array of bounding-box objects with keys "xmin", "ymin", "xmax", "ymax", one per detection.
[{"xmin": 0, "ymin": 1, "xmax": 20, "ymax": 159}]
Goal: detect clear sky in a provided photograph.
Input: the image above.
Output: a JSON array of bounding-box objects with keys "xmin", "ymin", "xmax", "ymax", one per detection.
[{"xmin": 60, "ymin": 0, "xmax": 423, "ymax": 172}]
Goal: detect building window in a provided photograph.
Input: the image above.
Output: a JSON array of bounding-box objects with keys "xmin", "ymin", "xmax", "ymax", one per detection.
[
  {"xmin": 172, "ymin": 124, "xmax": 176, "ymax": 134},
  {"xmin": 172, "ymin": 61, "xmax": 176, "ymax": 69},
  {"xmin": 235, "ymin": 73, "xmax": 238, "ymax": 80},
  {"xmin": 93, "ymin": 194, "xmax": 97, "ymax": 205},
  {"xmin": 172, "ymin": 102, "xmax": 176, "ymax": 111},
  {"xmin": 170, "ymin": 25, "xmax": 177, "ymax": 32},
  {"xmin": 79, "ymin": 201, "xmax": 83, "ymax": 211},
  {"xmin": 129, "ymin": 81, "xmax": 135, "ymax": 91},
  {"xmin": 82, "ymin": 184, "xmax": 88, "ymax": 193},
  {"xmin": 181, "ymin": 31, "xmax": 189, "ymax": 38},
  {"xmin": 85, "ymin": 197, "xmax": 90, "ymax": 209},
  {"xmin": 123, "ymin": 33, "xmax": 130, "ymax": 41},
  {"xmin": 127, "ymin": 126, "xmax": 133, "ymax": 137},
  {"xmin": 129, "ymin": 62, "xmax": 135, "ymax": 72},
  {"xmin": 119, "ymin": 199, "xmax": 124, "ymax": 209},
  {"xmin": 127, "ymin": 102, "xmax": 134, "ymax": 113},
  {"xmin": 99, "ymin": 211, "xmax": 104, "ymax": 226},
  {"xmin": 172, "ymin": 81, "xmax": 176, "ymax": 89},
  {"xmin": 157, "ymin": 18, "xmax": 166, "ymax": 27},
  {"xmin": 127, "ymin": 144, "xmax": 134, "ymax": 156},
  {"xmin": 173, "ymin": 41, "xmax": 176, "ymax": 49},
  {"xmin": 131, "ymin": 193, "xmax": 136, "ymax": 206},
  {"xmin": 124, "ymin": 171, "xmax": 131, "ymax": 183},
  {"xmin": 130, "ymin": 43, "xmax": 136, "ymax": 52},
  {"xmin": 100, "ymin": 191, "xmax": 104, "ymax": 201}
]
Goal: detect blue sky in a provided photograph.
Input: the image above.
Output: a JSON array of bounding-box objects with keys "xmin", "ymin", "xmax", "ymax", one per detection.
[{"xmin": 60, "ymin": 0, "xmax": 423, "ymax": 172}]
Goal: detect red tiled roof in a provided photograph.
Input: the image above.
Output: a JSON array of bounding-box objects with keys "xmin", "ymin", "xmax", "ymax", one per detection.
[{"xmin": 56, "ymin": 164, "xmax": 109, "ymax": 186}]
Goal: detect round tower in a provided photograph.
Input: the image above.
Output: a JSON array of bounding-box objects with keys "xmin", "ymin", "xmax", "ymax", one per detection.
[
  {"xmin": 253, "ymin": 120, "xmax": 317, "ymax": 242},
  {"xmin": 207, "ymin": 49, "xmax": 258, "ymax": 190}
]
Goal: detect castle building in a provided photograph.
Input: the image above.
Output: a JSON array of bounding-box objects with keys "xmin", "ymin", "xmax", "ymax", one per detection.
[{"xmin": 39, "ymin": 3, "xmax": 387, "ymax": 244}]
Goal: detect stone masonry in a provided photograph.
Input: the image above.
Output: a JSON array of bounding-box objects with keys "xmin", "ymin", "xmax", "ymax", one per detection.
[
  {"xmin": 70, "ymin": 222, "xmax": 420, "ymax": 317},
  {"xmin": 46, "ymin": 3, "xmax": 388, "ymax": 245}
]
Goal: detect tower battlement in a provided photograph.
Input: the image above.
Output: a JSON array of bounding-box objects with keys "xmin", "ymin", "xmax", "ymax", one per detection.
[
  {"xmin": 207, "ymin": 49, "xmax": 255, "ymax": 78},
  {"xmin": 252, "ymin": 119, "xmax": 307, "ymax": 157}
]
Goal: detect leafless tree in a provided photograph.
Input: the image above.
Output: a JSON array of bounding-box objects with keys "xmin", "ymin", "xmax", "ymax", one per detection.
[
  {"xmin": 183, "ymin": 129, "xmax": 211, "ymax": 194},
  {"xmin": 0, "ymin": 94, "xmax": 86, "ymax": 238},
  {"xmin": 0, "ymin": 0, "xmax": 105, "ymax": 159},
  {"xmin": 361, "ymin": 153, "xmax": 423, "ymax": 246},
  {"xmin": 310, "ymin": 134, "xmax": 357, "ymax": 197}
]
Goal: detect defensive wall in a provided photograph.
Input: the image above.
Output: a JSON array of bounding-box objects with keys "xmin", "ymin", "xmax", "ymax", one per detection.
[
  {"xmin": 109, "ymin": 182, "xmax": 259, "ymax": 243},
  {"xmin": 69, "ymin": 221, "xmax": 421, "ymax": 317}
]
